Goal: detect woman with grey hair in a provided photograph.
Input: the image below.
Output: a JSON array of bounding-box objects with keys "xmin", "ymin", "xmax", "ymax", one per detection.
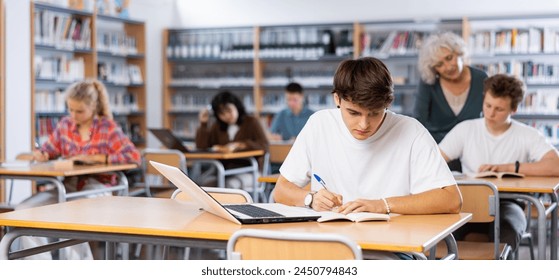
[{"xmin": 414, "ymin": 32, "xmax": 487, "ymax": 148}]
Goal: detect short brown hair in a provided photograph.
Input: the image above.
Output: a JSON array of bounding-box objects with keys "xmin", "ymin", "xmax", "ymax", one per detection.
[
  {"xmin": 483, "ymin": 74, "xmax": 525, "ymax": 110},
  {"xmin": 332, "ymin": 57, "xmax": 394, "ymax": 111}
]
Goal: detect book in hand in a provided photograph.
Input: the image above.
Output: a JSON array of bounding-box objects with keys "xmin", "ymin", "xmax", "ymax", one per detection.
[
  {"xmin": 474, "ymin": 171, "xmax": 525, "ymax": 179},
  {"xmin": 317, "ymin": 211, "xmax": 390, "ymax": 223}
]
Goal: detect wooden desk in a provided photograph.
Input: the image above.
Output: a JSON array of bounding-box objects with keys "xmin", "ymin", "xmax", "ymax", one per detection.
[
  {"xmin": 0, "ymin": 196, "xmax": 471, "ymax": 260},
  {"xmin": 185, "ymin": 150, "xmax": 265, "ymax": 202},
  {"xmin": 460, "ymin": 177, "xmax": 559, "ymax": 260},
  {"xmin": 0, "ymin": 162, "xmax": 138, "ymax": 203},
  {"xmin": 258, "ymin": 173, "xmax": 279, "ymax": 184}
]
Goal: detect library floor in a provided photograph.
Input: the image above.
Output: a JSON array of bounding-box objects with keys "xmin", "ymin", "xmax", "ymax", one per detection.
[{"xmin": 89, "ymin": 238, "xmax": 547, "ymax": 260}]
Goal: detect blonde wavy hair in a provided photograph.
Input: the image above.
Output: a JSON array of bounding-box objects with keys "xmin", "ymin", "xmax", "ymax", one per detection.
[
  {"xmin": 418, "ymin": 32, "xmax": 468, "ymax": 85},
  {"xmin": 65, "ymin": 79, "xmax": 113, "ymax": 120}
]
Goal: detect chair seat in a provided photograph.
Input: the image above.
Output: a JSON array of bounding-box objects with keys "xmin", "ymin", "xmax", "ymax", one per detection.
[{"xmin": 433, "ymin": 241, "xmax": 509, "ymax": 260}]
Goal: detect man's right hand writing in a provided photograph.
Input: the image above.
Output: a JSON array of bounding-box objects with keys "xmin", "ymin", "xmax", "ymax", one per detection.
[{"xmin": 311, "ymin": 189, "xmax": 343, "ymax": 211}]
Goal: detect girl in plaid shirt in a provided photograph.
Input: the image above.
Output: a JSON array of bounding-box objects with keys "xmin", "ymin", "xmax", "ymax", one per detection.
[{"xmin": 16, "ymin": 79, "xmax": 140, "ymax": 259}]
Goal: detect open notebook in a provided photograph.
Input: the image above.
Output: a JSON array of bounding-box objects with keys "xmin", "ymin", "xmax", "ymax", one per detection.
[{"xmin": 150, "ymin": 161, "xmax": 321, "ymax": 225}]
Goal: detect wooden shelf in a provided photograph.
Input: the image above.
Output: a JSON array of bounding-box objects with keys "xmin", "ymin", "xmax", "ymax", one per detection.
[
  {"xmin": 162, "ymin": 15, "xmax": 559, "ymax": 145},
  {"xmin": 31, "ymin": 1, "xmax": 147, "ymax": 149},
  {"xmin": 162, "ymin": 24, "xmax": 358, "ymax": 138},
  {"xmin": 0, "ymin": 0, "xmax": 5, "ymax": 202}
]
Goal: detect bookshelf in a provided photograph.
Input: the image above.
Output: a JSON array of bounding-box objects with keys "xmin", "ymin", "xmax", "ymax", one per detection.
[
  {"xmin": 465, "ymin": 15, "xmax": 559, "ymax": 146},
  {"xmin": 96, "ymin": 14, "xmax": 146, "ymax": 146},
  {"xmin": 256, "ymin": 23, "xmax": 355, "ymax": 128},
  {"xmin": 163, "ymin": 23, "xmax": 359, "ymax": 139},
  {"xmin": 30, "ymin": 1, "xmax": 146, "ymax": 148},
  {"xmin": 163, "ymin": 27, "xmax": 256, "ymax": 140},
  {"xmin": 0, "ymin": 0, "xmax": 5, "ymax": 203},
  {"xmin": 163, "ymin": 16, "xmax": 559, "ymax": 146},
  {"xmin": 357, "ymin": 19, "xmax": 462, "ymax": 115}
]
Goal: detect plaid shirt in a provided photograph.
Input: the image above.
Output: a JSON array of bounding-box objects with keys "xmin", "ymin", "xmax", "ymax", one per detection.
[{"xmin": 41, "ymin": 116, "xmax": 140, "ymax": 165}]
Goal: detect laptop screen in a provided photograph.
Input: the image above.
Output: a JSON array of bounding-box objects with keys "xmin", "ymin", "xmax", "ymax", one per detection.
[
  {"xmin": 149, "ymin": 128, "xmax": 189, "ymax": 152},
  {"xmin": 149, "ymin": 161, "xmax": 320, "ymax": 224}
]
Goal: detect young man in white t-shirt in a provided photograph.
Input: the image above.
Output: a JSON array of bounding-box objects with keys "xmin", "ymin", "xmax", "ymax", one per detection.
[
  {"xmin": 439, "ymin": 74, "xmax": 559, "ymax": 254},
  {"xmin": 274, "ymin": 57, "xmax": 461, "ymax": 219}
]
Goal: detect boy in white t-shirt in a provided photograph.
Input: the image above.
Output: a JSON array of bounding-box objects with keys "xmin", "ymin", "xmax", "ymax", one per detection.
[
  {"xmin": 274, "ymin": 57, "xmax": 461, "ymax": 219},
  {"xmin": 439, "ymin": 74, "xmax": 559, "ymax": 254}
]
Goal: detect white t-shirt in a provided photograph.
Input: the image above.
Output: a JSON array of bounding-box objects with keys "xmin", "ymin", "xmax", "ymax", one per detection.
[
  {"xmin": 279, "ymin": 109, "xmax": 455, "ymax": 203},
  {"xmin": 439, "ymin": 118, "xmax": 555, "ymax": 175}
]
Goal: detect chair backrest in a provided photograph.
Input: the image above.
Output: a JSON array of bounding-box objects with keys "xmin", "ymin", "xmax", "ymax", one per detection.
[
  {"xmin": 261, "ymin": 143, "xmax": 293, "ymax": 177},
  {"xmin": 458, "ymin": 182, "xmax": 497, "ymax": 223},
  {"xmin": 456, "ymin": 180, "xmax": 502, "ymax": 259},
  {"xmin": 227, "ymin": 229, "xmax": 363, "ymax": 260},
  {"xmin": 140, "ymin": 149, "xmax": 187, "ymax": 197},
  {"xmin": 269, "ymin": 143, "xmax": 291, "ymax": 164},
  {"xmin": 142, "ymin": 149, "xmax": 187, "ymax": 176},
  {"xmin": 171, "ymin": 187, "xmax": 253, "ymax": 204}
]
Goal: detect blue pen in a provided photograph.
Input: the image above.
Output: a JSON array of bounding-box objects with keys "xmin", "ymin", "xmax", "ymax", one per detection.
[
  {"xmin": 313, "ymin": 173, "xmax": 342, "ymax": 208},
  {"xmin": 313, "ymin": 173, "xmax": 328, "ymax": 190}
]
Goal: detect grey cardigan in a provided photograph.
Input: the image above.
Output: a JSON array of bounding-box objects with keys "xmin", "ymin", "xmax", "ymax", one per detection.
[{"xmin": 414, "ymin": 66, "xmax": 488, "ymax": 143}]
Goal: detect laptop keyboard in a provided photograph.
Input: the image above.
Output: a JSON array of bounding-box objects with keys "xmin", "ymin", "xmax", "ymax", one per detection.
[{"xmin": 225, "ymin": 204, "xmax": 284, "ymax": 218}]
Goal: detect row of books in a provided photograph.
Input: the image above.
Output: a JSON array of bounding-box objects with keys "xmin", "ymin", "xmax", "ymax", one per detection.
[
  {"xmin": 260, "ymin": 27, "xmax": 352, "ymax": 47},
  {"xmin": 109, "ymin": 91, "xmax": 139, "ymax": 114},
  {"xmin": 35, "ymin": 116, "xmax": 62, "ymax": 145},
  {"xmin": 114, "ymin": 116, "xmax": 143, "ymax": 143},
  {"xmin": 167, "ymin": 29, "xmax": 254, "ymax": 60},
  {"xmin": 98, "ymin": 61, "xmax": 143, "ymax": 85},
  {"xmin": 468, "ymin": 28, "xmax": 553, "ymax": 55},
  {"xmin": 34, "ymin": 9, "xmax": 91, "ymax": 50},
  {"xmin": 170, "ymin": 94, "xmax": 213, "ymax": 111},
  {"xmin": 97, "ymin": 30, "xmax": 138, "ymax": 55},
  {"xmin": 166, "ymin": 28, "xmax": 354, "ymax": 60},
  {"xmin": 167, "ymin": 44, "xmax": 255, "ymax": 60},
  {"xmin": 35, "ymin": 88, "xmax": 66, "ymax": 113},
  {"xmin": 518, "ymin": 89, "xmax": 559, "ymax": 115},
  {"xmin": 474, "ymin": 61, "xmax": 559, "ymax": 84},
  {"xmin": 35, "ymin": 88, "xmax": 140, "ymax": 115},
  {"xmin": 170, "ymin": 93, "xmax": 255, "ymax": 112},
  {"xmin": 171, "ymin": 117, "xmax": 200, "ymax": 139},
  {"xmin": 258, "ymin": 45, "xmax": 353, "ymax": 59},
  {"xmin": 361, "ymin": 31, "xmax": 426, "ymax": 57},
  {"xmin": 35, "ymin": 55, "xmax": 85, "ymax": 82},
  {"xmin": 521, "ymin": 120, "xmax": 559, "ymax": 146}
]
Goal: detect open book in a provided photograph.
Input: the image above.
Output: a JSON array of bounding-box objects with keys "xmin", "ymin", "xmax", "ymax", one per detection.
[
  {"xmin": 317, "ymin": 211, "xmax": 390, "ymax": 223},
  {"xmin": 1, "ymin": 160, "xmax": 31, "ymax": 168},
  {"xmin": 474, "ymin": 171, "xmax": 525, "ymax": 179}
]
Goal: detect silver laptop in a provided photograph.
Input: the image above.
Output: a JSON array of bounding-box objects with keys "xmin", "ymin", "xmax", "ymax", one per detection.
[{"xmin": 150, "ymin": 161, "xmax": 321, "ymax": 225}]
